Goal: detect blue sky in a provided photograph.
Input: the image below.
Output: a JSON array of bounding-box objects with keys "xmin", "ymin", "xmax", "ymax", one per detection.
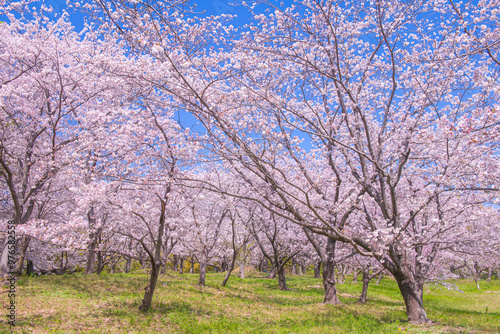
[{"xmin": 35, "ymin": 0, "xmax": 257, "ymax": 31}]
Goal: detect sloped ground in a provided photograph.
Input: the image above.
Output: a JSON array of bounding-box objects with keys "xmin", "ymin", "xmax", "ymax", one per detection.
[{"xmin": 1, "ymin": 271, "xmax": 499, "ymax": 333}]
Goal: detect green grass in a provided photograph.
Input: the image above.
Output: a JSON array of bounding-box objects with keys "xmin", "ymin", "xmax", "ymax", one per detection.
[{"xmin": 1, "ymin": 271, "xmax": 499, "ymax": 333}]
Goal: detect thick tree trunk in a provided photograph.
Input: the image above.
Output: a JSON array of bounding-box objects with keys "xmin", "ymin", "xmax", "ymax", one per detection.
[
  {"xmin": 393, "ymin": 271, "xmax": 430, "ymax": 324},
  {"xmin": 359, "ymin": 269, "xmax": 370, "ymax": 303},
  {"xmin": 198, "ymin": 249, "xmax": 207, "ymax": 286},
  {"xmin": 15, "ymin": 235, "xmax": 30, "ymax": 274},
  {"xmin": 277, "ymin": 265, "xmax": 288, "ymax": 290},
  {"xmin": 96, "ymin": 251, "xmax": 103, "ymax": 275},
  {"xmin": 322, "ymin": 238, "xmax": 341, "ymax": 304},
  {"xmin": 84, "ymin": 248, "xmax": 96, "ymax": 274}
]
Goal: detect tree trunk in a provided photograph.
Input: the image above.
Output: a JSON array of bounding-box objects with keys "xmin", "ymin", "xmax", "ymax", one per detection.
[
  {"xmin": 376, "ymin": 273, "xmax": 384, "ymax": 284},
  {"xmin": 27, "ymin": 259, "xmax": 35, "ymax": 276},
  {"xmin": 198, "ymin": 249, "xmax": 207, "ymax": 286},
  {"xmin": 139, "ymin": 260, "xmax": 160, "ymax": 312},
  {"xmin": 173, "ymin": 254, "xmax": 178, "ymax": 272},
  {"xmin": 239, "ymin": 259, "xmax": 245, "ymax": 279},
  {"xmin": 125, "ymin": 257, "xmax": 131, "ymax": 273},
  {"xmin": 84, "ymin": 247, "xmax": 96, "ymax": 274},
  {"xmin": 15, "ymin": 235, "xmax": 30, "ymax": 274},
  {"xmin": 96, "ymin": 251, "xmax": 103, "ymax": 275},
  {"xmin": 160, "ymin": 259, "xmax": 166, "ymax": 275},
  {"xmin": 222, "ymin": 217, "xmax": 238, "ymax": 287},
  {"xmin": 336, "ymin": 264, "xmax": 348, "ymax": 284},
  {"xmin": 124, "ymin": 237, "xmax": 132, "ymax": 273},
  {"xmin": 84, "ymin": 207, "xmax": 97, "ymax": 275},
  {"xmin": 291, "ymin": 259, "xmax": 297, "ymax": 275},
  {"xmin": 314, "ymin": 261, "xmax": 321, "ymax": 279},
  {"xmin": 268, "ymin": 266, "xmax": 277, "ymax": 279},
  {"xmin": 487, "ymin": 268, "xmax": 492, "ymax": 282},
  {"xmin": 474, "ymin": 273, "xmax": 480, "ymax": 290},
  {"xmin": 393, "ymin": 271, "xmax": 430, "ymax": 324},
  {"xmin": 138, "ymin": 197, "xmax": 167, "ymax": 312},
  {"xmin": 239, "ymin": 243, "xmax": 246, "ymax": 279},
  {"xmin": 359, "ymin": 269, "xmax": 370, "ymax": 303},
  {"xmin": 221, "ymin": 260, "xmax": 235, "ymax": 287},
  {"xmin": 277, "ymin": 265, "xmax": 288, "ymax": 290},
  {"xmin": 0, "ymin": 238, "xmax": 10, "ymax": 280},
  {"xmin": 352, "ymin": 270, "xmax": 359, "ymax": 284},
  {"xmin": 190, "ymin": 257, "xmax": 195, "ymax": 273},
  {"xmin": 322, "ymin": 238, "xmax": 341, "ymax": 304},
  {"xmin": 179, "ymin": 257, "xmax": 184, "ymax": 274}
]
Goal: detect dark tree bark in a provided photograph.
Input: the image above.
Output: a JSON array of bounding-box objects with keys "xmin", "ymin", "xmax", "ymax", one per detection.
[
  {"xmin": 84, "ymin": 207, "xmax": 97, "ymax": 275},
  {"xmin": 359, "ymin": 270, "xmax": 370, "ymax": 303},
  {"xmin": 96, "ymin": 251, "xmax": 103, "ymax": 275},
  {"xmin": 380, "ymin": 239, "xmax": 431, "ymax": 324},
  {"xmin": 277, "ymin": 265, "xmax": 288, "ymax": 290},
  {"xmin": 198, "ymin": 248, "xmax": 207, "ymax": 286},
  {"xmin": 172, "ymin": 254, "xmax": 179, "ymax": 272},
  {"xmin": 15, "ymin": 235, "xmax": 30, "ymax": 274},
  {"xmin": 314, "ymin": 261, "xmax": 321, "ymax": 279},
  {"xmin": 358, "ymin": 267, "xmax": 383, "ymax": 303},
  {"xmin": 322, "ymin": 238, "xmax": 341, "ymax": 304},
  {"xmin": 393, "ymin": 270, "xmax": 429, "ymax": 323},
  {"xmin": 190, "ymin": 256, "xmax": 195, "ymax": 273},
  {"xmin": 26, "ymin": 259, "xmax": 35, "ymax": 276},
  {"xmin": 222, "ymin": 215, "xmax": 238, "ymax": 287},
  {"xmin": 139, "ymin": 195, "xmax": 167, "ymax": 312},
  {"xmin": 160, "ymin": 259, "xmax": 166, "ymax": 275},
  {"xmin": 179, "ymin": 257, "xmax": 184, "ymax": 274}
]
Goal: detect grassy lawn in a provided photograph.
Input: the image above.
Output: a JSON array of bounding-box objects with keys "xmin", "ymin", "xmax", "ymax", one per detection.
[{"xmin": 1, "ymin": 271, "xmax": 499, "ymax": 333}]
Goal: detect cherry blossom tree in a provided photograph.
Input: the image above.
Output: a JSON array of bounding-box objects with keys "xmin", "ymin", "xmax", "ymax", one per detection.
[
  {"xmin": 5, "ymin": 0, "xmax": 498, "ymax": 325},
  {"xmin": 0, "ymin": 11, "xmax": 128, "ymax": 277}
]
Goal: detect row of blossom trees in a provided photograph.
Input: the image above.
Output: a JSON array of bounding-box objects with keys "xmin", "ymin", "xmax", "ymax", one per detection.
[{"xmin": 1, "ymin": 0, "xmax": 499, "ymax": 323}]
